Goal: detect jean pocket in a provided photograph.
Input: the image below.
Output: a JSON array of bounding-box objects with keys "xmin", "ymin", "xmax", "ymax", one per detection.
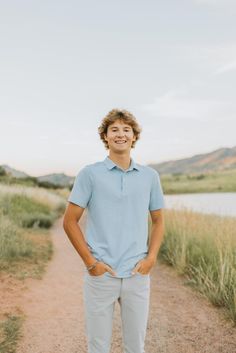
[
  {"xmin": 136, "ymin": 272, "xmax": 150, "ymax": 276},
  {"xmin": 87, "ymin": 271, "xmax": 107, "ymax": 278}
]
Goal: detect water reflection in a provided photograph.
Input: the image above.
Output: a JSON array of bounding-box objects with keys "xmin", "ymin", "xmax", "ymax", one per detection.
[{"xmin": 164, "ymin": 192, "xmax": 236, "ymax": 217}]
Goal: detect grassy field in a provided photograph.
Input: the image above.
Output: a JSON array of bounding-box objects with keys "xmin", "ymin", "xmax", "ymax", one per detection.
[
  {"xmin": 154, "ymin": 208, "xmax": 236, "ymax": 324},
  {"xmin": 1, "ymin": 166, "xmax": 236, "ymax": 194},
  {"xmin": 0, "ymin": 184, "xmax": 66, "ymax": 277},
  {"xmin": 0, "ymin": 315, "xmax": 24, "ymax": 353},
  {"xmin": 1, "ymin": 178, "xmax": 235, "ymax": 352},
  {"xmin": 0, "ymin": 183, "xmax": 67, "ymax": 353},
  {"xmin": 161, "ymin": 168, "xmax": 236, "ymax": 194}
]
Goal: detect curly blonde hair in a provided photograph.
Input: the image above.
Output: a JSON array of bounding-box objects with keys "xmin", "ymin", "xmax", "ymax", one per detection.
[{"xmin": 98, "ymin": 109, "xmax": 142, "ymax": 150}]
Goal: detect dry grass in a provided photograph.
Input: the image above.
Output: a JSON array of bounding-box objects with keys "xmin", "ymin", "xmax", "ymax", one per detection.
[{"xmin": 158, "ymin": 208, "xmax": 236, "ymax": 323}]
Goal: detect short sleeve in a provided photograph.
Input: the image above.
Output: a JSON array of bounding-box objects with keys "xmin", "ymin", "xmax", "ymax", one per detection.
[
  {"xmin": 149, "ymin": 170, "xmax": 165, "ymax": 211},
  {"xmin": 68, "ymin": 166, "xmax": 92, "ymax": 208}
]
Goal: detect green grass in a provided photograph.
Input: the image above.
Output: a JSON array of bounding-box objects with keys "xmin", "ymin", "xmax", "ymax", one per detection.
[
  {"xmin": 161, "ymin": 168, "xmax": 236, "ymax": 194},
  {"xmin": 0, "ymin": 194, "xmax": 56, "ymax": 229},
  {"xmin": 0, "ymin": 213, "xmax": 34, "ymax": 260},
  {"xmin": 0, "ymin": 211, "xmax": 54, "ymax": 279},
  {"xmin": 0, "ymin": 315, "xmax": 24, "ymax": 353},
  {"xmin": 0, "ymin": 173, "xmax": 69, "ymax": 190},
  {"xmin": 0, "ymin": 184, "xmax": 66, "ymax": 351},
  {"xmin": 156, "ymin": 209, "xmax": 236, "ymax": 324},
  {"xmin": 0, "ymin": 184, "xmax": 66, "ymax": 278}
]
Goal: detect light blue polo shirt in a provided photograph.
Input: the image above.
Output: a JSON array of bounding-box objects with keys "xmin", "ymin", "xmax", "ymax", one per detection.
[{"xmin": 68, "ymin": 156, "xmax": 165, "ymax": 278}]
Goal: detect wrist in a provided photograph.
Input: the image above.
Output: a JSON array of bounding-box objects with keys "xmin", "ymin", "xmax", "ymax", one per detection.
[
  {"xmin": 85, "ymin": 257, "xmax": 97, "ymax": 267},
  {"xmin": 146, "ymin": 254, "xmax": 156, "ymax": 263},
  {"xmin": 86, "ymin": 260, "xmax": 99, "ymax": 271}
]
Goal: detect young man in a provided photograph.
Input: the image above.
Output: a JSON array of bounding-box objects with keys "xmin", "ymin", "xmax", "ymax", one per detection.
[{"xmin": 63, "ymin": 109, "xmax": 165, "ymax": 353}]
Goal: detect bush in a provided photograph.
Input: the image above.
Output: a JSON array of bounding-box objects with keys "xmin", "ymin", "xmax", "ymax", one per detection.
[
  {"xmin": 21, "ymin": 213, "xmax": 54, "ymax": 228},
  {"xmin": 0, "ymin": 315, "xmax": 23, "ymax": 353},
  {"xmin": 0, "ymin": 213, "xmax": 34, "ymax": 261},
  {"xmin": 0, "ymin": 194, "xmax": 51, "ymax": 228},
  {"xmin": 0, "ymin": 166, "xmax": 7, "ymax": 176},
  {"xmin": 160, "ymin": 209, "xmax": 236, "ymax": 323}
]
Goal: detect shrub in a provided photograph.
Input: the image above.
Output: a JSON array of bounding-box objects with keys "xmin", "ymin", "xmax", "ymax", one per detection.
[{"xmin": 0, "ymin": 213, "xmax": 34, "ymax": 261}]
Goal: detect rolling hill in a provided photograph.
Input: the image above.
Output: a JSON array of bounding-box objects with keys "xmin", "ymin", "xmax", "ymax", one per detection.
[
  {"xmin": 149, "ymin": 146, "xmax": 236, "ymax": 175},
  {"xmin": 1, "ymin": 146, "xmax": 236, "ymax": 187}
]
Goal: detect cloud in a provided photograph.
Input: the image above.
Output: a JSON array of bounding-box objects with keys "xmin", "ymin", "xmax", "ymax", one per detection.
[
  {"xmin": 193, "ymin": 0, "xmax": 214, "ymax": 3},
  {"xmin": 214, "ymin": 61, "xmax": 236, "ymax": 75},
  {"xmin": 193, "ymin": 0, "xmax": 234, "ymax": 4},
  {"xmin": 141, "ymin": 89, "xmax": 235, "ymax": 122},
  {"xmin": 63, "ymin": 140, "xmax": 80, "ymax": 145},
  {"xmin": 39, "ymin": 135, "xmax": 49, "ymax": 140}
]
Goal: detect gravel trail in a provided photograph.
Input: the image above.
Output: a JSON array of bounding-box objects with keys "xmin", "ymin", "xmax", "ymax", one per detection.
[{"xmin": 14, "ymin": 214, "xmax": 236, "ymax": 353}]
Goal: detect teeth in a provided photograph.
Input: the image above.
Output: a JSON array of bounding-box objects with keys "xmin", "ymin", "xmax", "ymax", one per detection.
[{"xmin": 115, "ymin": 141, "xmax": 126, "ymax": 144}]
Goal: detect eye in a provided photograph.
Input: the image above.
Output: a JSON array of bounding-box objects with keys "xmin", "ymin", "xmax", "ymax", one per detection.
[{"xmin": 111, "ymin": 128, "xmax": 131, "ymax": 132}]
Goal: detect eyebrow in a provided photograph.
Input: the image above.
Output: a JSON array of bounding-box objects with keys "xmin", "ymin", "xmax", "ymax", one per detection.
[{"xmin": 110, "ymin": 126, "xmax": 131, "ymax": 129}]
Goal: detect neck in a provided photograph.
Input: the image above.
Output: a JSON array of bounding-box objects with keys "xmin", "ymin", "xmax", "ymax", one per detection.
[{"xmin": 108, "ymin": 151, "xmax": 131, "ymax": 170}]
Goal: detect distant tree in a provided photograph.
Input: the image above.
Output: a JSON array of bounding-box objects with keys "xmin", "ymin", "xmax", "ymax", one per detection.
[
  {"xmin": 196, "ymin": 174, "xmax": 205, "ymax": 180},
  {"xmin": 0, "ymin": 166, "xmax": 7, "ymax": 176},
  {"xmin": 36, "ymin": 180, "xmax": 64, "ymax": 189},
  {"xmin": 173, "ymin": 172, "xmax": 182, "ymax": 176}
]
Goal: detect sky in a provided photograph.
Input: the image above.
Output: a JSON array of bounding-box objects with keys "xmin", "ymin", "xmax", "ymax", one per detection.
[{"xmin": 0, "ymin": 0, "xmax": 235, "ymax": 177}]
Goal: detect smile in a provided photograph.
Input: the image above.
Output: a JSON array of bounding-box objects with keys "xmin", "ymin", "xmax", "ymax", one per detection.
[{"xmin": 115, "ymin": 140, "xmax": 127, "ymax": 144}]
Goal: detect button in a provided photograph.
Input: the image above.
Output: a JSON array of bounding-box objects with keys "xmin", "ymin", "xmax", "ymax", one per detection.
[{"xmin": 121, "ymin": 175, "xmax": 124, "ymax": 191}]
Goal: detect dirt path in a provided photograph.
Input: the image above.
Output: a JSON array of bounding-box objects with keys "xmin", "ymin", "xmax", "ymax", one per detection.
[{"xmin": 14, "ymin": 214, "xmax": 236, "ymax": 353}]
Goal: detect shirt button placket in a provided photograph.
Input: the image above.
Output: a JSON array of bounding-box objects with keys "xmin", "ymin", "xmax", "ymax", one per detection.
[{"xmin": 122, "ymin": 172, "xmax": 126, "ymax": 195}]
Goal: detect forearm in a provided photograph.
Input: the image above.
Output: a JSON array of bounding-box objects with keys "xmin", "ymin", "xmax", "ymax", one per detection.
[
  {"xmin": 63, "ymin": 220, "xmax": 97, "ymax": 267},
  {"xmin": 147, "ymin": 219, "xmax": 165, "ymax": 261}
]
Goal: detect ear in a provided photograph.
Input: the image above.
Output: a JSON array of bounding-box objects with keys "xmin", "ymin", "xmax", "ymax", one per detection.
[{"xmin": 104, "ymin": 133, "xmax": 108, "ymax": 141}]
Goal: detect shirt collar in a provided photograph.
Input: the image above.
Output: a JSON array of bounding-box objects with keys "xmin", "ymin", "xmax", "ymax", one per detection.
[{"xmin": 103, "ymin": 156, "xmax": 140, "ymax": 171}]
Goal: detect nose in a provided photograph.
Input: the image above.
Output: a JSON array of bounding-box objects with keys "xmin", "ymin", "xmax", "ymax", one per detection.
[{"xmin": 116, "ymin": 130, "xmax": 125, "ymax": 138}]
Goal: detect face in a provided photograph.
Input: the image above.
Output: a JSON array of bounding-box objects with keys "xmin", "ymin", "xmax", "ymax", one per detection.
[{"xmin": 104, "ymin": 119, "xmax": 136, "ymax": 153}]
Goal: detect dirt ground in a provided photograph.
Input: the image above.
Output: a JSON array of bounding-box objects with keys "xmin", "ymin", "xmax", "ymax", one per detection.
[{"xmin": 1, "ymin": 214, "xmax": 236, "ymax": 353}]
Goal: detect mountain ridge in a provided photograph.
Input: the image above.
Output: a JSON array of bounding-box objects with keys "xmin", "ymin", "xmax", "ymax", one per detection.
[
  {"xmin": 1, "ymin": 146, "xmax": 236, "ymax": 186},
  {"xmin": 148, "ymin": 146, "xmax": 236, "ymax": 175}
]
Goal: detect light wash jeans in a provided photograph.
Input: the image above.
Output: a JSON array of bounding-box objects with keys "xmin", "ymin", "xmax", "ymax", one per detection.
[{"xmin": 83, "ymin": 271, "xmax": 150, "ymax": 353}]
